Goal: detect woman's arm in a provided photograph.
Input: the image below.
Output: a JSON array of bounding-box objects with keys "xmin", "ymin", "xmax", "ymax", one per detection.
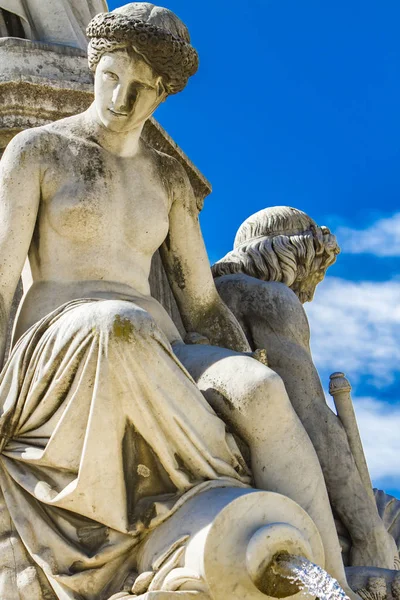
[
  {"xmin": 160, "ymin": 159, "xmax": 250, "ymax": 352},
  {"xmin": 0, "ymin": 130, "xmax": 41, "ymax": 363}
]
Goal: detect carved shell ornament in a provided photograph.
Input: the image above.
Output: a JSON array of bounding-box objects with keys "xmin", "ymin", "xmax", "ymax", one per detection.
[
  {"xmin": 86, "ymin": 3, "xmax": 199, "ymax": 95},
  {"xmin": 356, "ymin": 573, "xmax": 400, "ymax": 600}
]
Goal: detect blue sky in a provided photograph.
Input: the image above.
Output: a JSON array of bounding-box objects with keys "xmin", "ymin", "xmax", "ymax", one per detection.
[{"xmin": 108, "ymin": 1, "xmax": 400, "ymax": 497}]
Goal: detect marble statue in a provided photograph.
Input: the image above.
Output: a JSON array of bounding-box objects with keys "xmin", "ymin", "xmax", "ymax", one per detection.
[
  {"xmin": 212, "ymin": 206, "xmax": 340, "ymax": 304},
  {"xmin": 0, "ymin": 0, "xmax": 108, "ymax": 49},
  {"xmin": 0, "ymin": 4, "xmax": 385, "ymax": 600},
  {"xmin": 212, "ymin": 206, "xmax": 399, "ymax": 569}
]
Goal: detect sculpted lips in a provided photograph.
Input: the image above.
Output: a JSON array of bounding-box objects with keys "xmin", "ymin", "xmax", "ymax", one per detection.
[{"xmin": 108, "ymin": 108, "xmax": 129, "ymax": 117}]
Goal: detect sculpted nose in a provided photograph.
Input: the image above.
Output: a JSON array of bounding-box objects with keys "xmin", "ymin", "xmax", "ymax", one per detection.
[{"xmin": 112, "ymin": 84, "xmax": 137, "ymax": 113}]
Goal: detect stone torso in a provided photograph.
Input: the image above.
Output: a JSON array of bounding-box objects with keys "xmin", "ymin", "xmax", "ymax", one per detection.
[
  {"xmin": 16, "ymin": 113, "xmax": 181, "ymax": 342},
  {"xmin": 29, "ymin": 117, "xmax": 169, "ymax": 293},
  {"xmin": 34, "ymin": 122, "xmax": 170, "ymax": 287}
]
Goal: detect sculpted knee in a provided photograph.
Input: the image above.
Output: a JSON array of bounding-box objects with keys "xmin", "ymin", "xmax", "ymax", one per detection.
[
  {"xmin": 242, "ymin": 366, "xmax": 289, "ymax": 424},
  {"xmin": 85, "ymin": 300, "xmax": 157, "ymax": 342},
  {"xmin": 250, "ymin": 367, "xmax": 286, "ymax": 400}
]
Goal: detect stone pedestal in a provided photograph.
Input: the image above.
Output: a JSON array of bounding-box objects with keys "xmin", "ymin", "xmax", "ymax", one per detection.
[{"xmin": 0, "ymin": 37, "xmax": 93, "ymax": 147}]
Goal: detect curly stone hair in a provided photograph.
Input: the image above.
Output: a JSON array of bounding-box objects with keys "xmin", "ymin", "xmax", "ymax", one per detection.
[
  {"xmin": 212, "ymin": 206, "xmax": 340, "ymax": 303},
  {"xmin": 86, "ymin": 3, "xmax": 199, "ymax": 95}
]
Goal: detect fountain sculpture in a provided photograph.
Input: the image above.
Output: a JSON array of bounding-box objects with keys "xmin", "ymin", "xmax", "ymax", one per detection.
[{"xmin": 0, "ymin": 3, "xmax": 398, "ymax": 600}]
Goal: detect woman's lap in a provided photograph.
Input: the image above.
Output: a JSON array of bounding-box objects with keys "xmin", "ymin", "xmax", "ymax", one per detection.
[{"xmin": 0, "ymin": 298, "xmax": 251, "ymax": 599}]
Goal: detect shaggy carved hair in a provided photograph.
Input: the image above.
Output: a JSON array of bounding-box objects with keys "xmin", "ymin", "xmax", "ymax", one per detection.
[
  {"xmin": 212, "ymin": 206, "xmax": 340, "ymax": 303},
  {"xmin": 87, "ymin": 3, "xmax": 199, "ymax": 95}
]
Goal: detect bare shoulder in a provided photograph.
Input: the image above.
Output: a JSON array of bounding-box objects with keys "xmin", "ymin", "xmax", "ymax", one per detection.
[
  {"xmin": 146, "ymin": 145, "xmax": 193, "ymax": 209},
  {"xmin": 215, "ymin": 273, "xmax": 311, "ymax": 344},
  {"xmin": 0, "ymin": 128, "xmax": 49, "ymax": 214},
  {"xmin": 2, "ymin": 115, "xmax": 89, "ymax": 173},
  {"xmin": 2, "ymin": 126, "xmax": 51, "ymax": 167},
  {"xmin": 154, "ymin": 149, "xmax": 189, "ymax": 187},
  {"xmin": 44, "ymin": 112, "xmax": 87, "ymax": 138}
]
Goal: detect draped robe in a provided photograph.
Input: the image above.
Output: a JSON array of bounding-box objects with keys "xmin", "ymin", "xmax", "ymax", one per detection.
[{"xmin": 0, "ymin": 298, "xmax": 250, "ymax": 599}]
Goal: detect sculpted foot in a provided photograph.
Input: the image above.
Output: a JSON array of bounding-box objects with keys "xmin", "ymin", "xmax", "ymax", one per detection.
[{"xmin": 350, "ymin": 527, "xmax": 399, "ymax": 569}]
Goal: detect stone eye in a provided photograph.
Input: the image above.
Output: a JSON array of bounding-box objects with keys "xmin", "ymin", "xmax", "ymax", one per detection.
[{"xmin": 103, "ymin": 71, "xmax": 119, "ymax": 81}]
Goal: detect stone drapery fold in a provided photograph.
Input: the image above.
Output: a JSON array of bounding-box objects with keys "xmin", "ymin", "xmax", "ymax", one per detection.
[{"xmin": 0, "ymin": 298, "xmax": 250, "ymax": 599}]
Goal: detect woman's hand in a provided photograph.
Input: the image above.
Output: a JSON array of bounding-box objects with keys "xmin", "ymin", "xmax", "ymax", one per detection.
[{"xmin": 189, "ymin": 298, "xmax": 251, "ymax": 353}]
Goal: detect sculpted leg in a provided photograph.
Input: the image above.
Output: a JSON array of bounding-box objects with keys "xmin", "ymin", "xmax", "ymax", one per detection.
[{"xmin": 173, "ymin": 343, "xmax": 353, "ymax": 594}]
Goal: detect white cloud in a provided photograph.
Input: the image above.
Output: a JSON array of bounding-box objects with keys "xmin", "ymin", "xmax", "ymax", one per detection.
[
  {"xmin": 351, "ymin": 397, "xmax": 400, "ymax": 486},
  {"xmin": 325, "ymin": 393, "xmax": 400, "ymax": 492},
  {"xmin": 306, "ymin": 277, "xmax": 400, "ymax": 490},
  {"xmin": 325, "ymin": 391, "xmax": 400, "ymax": 490},
  {"xmin": 337, "ymin": 212, "xmax": 400, "ymax": 256},
  {"xmin": 305, "ymin": 277, "xmax": 400, "ymax": 386}
]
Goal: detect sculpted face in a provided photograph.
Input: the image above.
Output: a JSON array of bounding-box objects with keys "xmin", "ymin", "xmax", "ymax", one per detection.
[
  {"xmin": 295, "ymin": 273, "xmax": 322, "ymax": 303},
  {"xmin": 293, "ymin": 264, "xmax": 328, "ymax": 303},
  {"xmin": 94, "ymin": 49, "xmax": 165, "ymax": 132}
]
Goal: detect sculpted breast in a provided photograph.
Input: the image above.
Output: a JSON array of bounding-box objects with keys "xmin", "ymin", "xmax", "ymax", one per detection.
[
  {"xmin": 123, "ymin": 187, "xmax": 170, "ymax": 255},
  {"xmin": 43, "ymin": 149, "xmax": 170, "ymax": 254},
  {"xmin": 46, "ymin": 181, "xmax": 109, "ymax": 243},
  {"xmin": 43, "ymin": 140, "xmax": 110, "ymax": 242}
]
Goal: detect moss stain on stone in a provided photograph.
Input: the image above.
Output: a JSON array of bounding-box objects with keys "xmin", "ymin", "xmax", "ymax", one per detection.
[
  {"xmin": 113, "ymin": 314, "xmax": 135, "ymax": 341},
  {"xmin": 172, "ymin": 255, "xmax": 186, "ymax": 290}
]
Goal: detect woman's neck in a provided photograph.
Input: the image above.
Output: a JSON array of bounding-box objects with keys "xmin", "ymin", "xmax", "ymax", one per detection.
[{"xmin": 84, "ymin": 104, "xmax": 145, "ymax": 157}]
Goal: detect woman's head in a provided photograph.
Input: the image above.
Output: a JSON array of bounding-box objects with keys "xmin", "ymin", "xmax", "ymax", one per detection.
[
  {"xmin": 212, "ymin": 206, "xmax": 340, "ymax": 303},
  {"xmin": 92, "ymin": 46, "xmax": 164, "ymax": 132},
  {"xmin": 87, "ymin": 3, "xmax": 198, "ymax": 95},
  {"xmin": 87, "ymin": 3, "xmax": 198, "ymax": 132}
]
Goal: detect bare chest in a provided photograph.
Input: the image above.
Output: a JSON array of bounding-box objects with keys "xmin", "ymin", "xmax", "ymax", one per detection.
[{"xmin": 40, "ymin": 143, "xmax": 170, "ymax": 254}]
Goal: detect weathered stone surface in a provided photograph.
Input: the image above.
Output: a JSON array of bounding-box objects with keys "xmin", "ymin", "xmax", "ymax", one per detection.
[
  {"xmin": 0, "ymin": 37, "xmax": 211, "ymax": 207},
  {"xmin": 0, "ymin": 37, "xmax": 93, "ymax": 147},
  {"xmin": 213, "ymin": 206, "xmax": 399, "ymax": 571},
  {"xmin": 0, "ymin": 0, "xmax": 108, "ymax": 48},
  {"xmin": 346, "ymin": 566, "xmax": 400, "ymax": 600},
  {"xmin": 212, "ymin": 205, "xmax": 339, "ymax": 304},
  {"xmin": 0, "ymin": 36, "xmax": 211, "ymax": 345},
  {"xmin": 137, "ymin": 488, "xmax": 324, "ymax": 600}
]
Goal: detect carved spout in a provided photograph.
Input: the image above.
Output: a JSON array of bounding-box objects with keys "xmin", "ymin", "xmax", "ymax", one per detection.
[
  {"xmin": 255, "ymin": 552, "xmax": 305, "ymax": 597},
  {"xmin": 246, "ymin": 524, "xmax": 314, "ymax": 597},
  {"xmin": 138, "ymin": 488, "xmax": 325, "ymax": 600}
]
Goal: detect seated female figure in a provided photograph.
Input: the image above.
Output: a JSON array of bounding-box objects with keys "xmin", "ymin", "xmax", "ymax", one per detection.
[{"xmin": 0, "ymin": 4, "xmax": 355, "ymax": 599}]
